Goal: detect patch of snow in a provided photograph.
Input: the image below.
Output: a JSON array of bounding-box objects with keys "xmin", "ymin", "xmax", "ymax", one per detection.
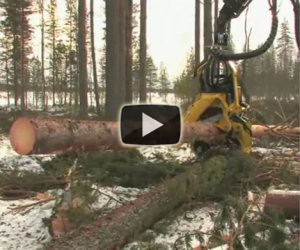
[
  {"xmin": 90, "ymin": 185, "xmax": 147, "ymax": 212},
  {"xmin": 123, "ymin": 203, "xmax": 219, "ymax": 250},
  {"xmin": 0, "ymin": 135, "xmax": 54, "ymax": 172},
  {"xmin": 138, "ymin": 144, "xmax": 195, "ymax": 163},
  {"xmin": 252, "ymin": 146, "xmax": 300, "ymax": 157},
  {"xmin": 0, "ymin": 199, "xmax": 56, "ymax": 250}
]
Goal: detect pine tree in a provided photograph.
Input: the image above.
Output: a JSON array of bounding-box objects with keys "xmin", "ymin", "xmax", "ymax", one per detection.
[
  {"xmin": 174, "ymin": 49, "xmax": 196, "ymax": 103},
  {"xmin": 146, "ymin": 55, "xmax": 158, "ymax": 102},
  {"xmin": 1, "ymin": 0, "xmax": 33, "ymax": 110},
  {"xmin": 195, "ymin": 0, "xmax": 200, "ymax": 66},
  {"xmin": 158, "ymin": 62, "xmax": 169, "ymax": 102},
  {"xmin": 276, "ymin": 20, "xmax": 294, "ymax": 72},
  {"xmin": 65, "ymin": 0, "xmax": 78, "ymax": 106},
  {"xmin": 28, "ymin": 57, "xmax": 42, "ymax": 108},
  {"xmin": 276, "ymin": 20, "xmax": 295, "ymax": 99},
  {"xmin": 38, "ymin": 0, "xmax": 46, "ymax": 109},
  {"xmin": 105, "ymin": 0, "xmax": 126, "ymax": 120},
  {"xmin": 132, "ymin": 47, "xmax": 140, "ymax": 102},
  {"xmin": 0, "ymin": 26, "xmax": 13, "ymax": 106},
  {"xmin": 46, "ymin": 0, "xmax": 58, "ymax": 106},
  {"xmin": 125, "ymin": 0, "xmax": 133, "ymax": 103},
  {"xmin": 55, "ymin": 40, "xmax": 68, "ymax": 105},
  {"xmin": 204, "ymin": 0, "xmax": 212, "ymax": 59},
  {"xmin": 139, "ymin": 0, "xmax": 147, "ymax": 102},
  {"xmin": 90, "ymin": 0, "xmax": 101, "ymax": 115},
  {"xmin": 292, "ymin": 58, "xmax": 299, "ymax": 99},
  {"xmin": 78, "ymin": 0, "xmax": 88, "ymax": 117}
]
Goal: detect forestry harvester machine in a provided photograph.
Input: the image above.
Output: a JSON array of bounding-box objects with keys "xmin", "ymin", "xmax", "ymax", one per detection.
[{"xmin": 185, "ymin": 0, "xmax": 282, "ymax": 155}]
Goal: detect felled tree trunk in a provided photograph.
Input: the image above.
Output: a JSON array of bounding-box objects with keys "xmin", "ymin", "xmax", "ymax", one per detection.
[
  {"xmin": 264, "ymin": 190, "xmax": 300, "ymax": 219},
  {"xmin": 47, "ymin": 167, "xmax": 201, "ymax": 249},
  {"xmin": 9, "ymin": 117, "xmax": 120, "ymax": 155},
  {"xmin": 10, "ymin": 117, "xmax": 300, "ymax": 155},
  {"xmin": 10, "ymin": 117, "xmax": 223, "ymax": 155}
]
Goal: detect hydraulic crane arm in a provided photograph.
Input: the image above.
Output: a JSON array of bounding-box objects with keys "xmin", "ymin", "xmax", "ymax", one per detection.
[
  {"xmin": 214, "ymin": 0, "xmax": 278, "ymax": 60},
  {"xmin": 216, "ymin": 0, "xmax": 252, "ymax": 38}
]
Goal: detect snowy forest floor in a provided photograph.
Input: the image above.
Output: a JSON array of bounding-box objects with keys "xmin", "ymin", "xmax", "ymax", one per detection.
[{"xmin": 0, "ymin": 108, "xmax": 299, "ymax": 250}]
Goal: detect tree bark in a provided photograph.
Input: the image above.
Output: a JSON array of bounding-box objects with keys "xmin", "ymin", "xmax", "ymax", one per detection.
[
  {"xmin": 78, "ymin": 0, "xmax": 88, "ymax": 118},
  {"xmin": 47, "ymin": 167, "xmax": 203, "ymax": 249},
  {"xmin": 139, "ymin": 0, "xmax": 147, "ymax": 102},
  {"xmin": 125, "ymin": 0, "xmax": 133, "ymax": 103},
  {"xmin": 5, "ymin": 61, "xmax": 10, "ymax": 106},
  {"xmin": 9, "ymin": 118, "xmax": 300, "ymax": 155},
  {"xmin": 12, "ymin": 35, "xmax": 19, "ymax": 106},
  {"xmin": 20, "ymin": 5, "xmax": 26, "ymax": 112},
  {"xmin": 264, "ymin": 190, "xmax": 300, "ymax": 219},
  {"xmin": 204, "ymin": 0, "xmax": 212, "ymax": 59},
  {"xmin": 10, "ymin": 117, "xmax": 120, "ymax": 155},
  {"xmin": 105, "ymin": 0, "xmax": 126, "ymax": 121},
  {"xmin": 90, "ymin": 0, "xmax": 101, "ymax": 115},
  {"xmin": 290, "ymin": 0, "xmax": 300, "ymax": 49},
  {"xmin": 195, "ymin": 0, "xmax": 200, "ymax": 66},
  {"xmin": 214, "ymin": 0, "xmax": 219, "ymax": 40},
  {"xmin": 41, "ymin": 0, "xmax": 46, "ymax": 110}
]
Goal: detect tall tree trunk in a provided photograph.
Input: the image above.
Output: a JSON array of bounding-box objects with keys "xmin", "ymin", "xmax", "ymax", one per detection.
[
  {"xmin": 125, "ymin": 0, "xmax": 133, "ymax": 103},
  {"xmin": 139, "ymin": 0, "xmax": 147, "ymax": 102},
  {"xmin": 75, "ymin": 10, "xmax": 80, "ymax": 108},
  {"xmin": 20, "ymin": 5, "xmax": 26, "ymax": 112},
  {"xmin": 204, "ymin": 0, "xmax": 212, "ymax": 59},
  {"xmin": 5, "ymin": 61, "xmax": 10, "ymax": 106},
  {"xmin": 41, "ymin": 0, "xmax": 46, "ymax": 110},
  {"xmin": 105, "ymin": 0, "xmax": 126, "ymax": 121},
  {"xmin": 52, "ymin": 25, "xmax": 56, "ymax": 106},
  {"xmin": 90, "ymin": 0, "xmax": 101, "ymax": 115},
  {"xmin": 78, "ymin": 0, "xmax": 88, "ymax": 118},
  {"xmin": 195, "ymin": 0, "xmax": 200, "ymax": 66},
  {"xmin": 12, "ymin": 36, "xmax": 18, "ymax": 106},
  {"xmin": 214, "ymin": 0, "xmax": 219, "ymax": 41},
  {"xmin": 119, "ymin": 0, "xmax": 126, "ymax": 103}
]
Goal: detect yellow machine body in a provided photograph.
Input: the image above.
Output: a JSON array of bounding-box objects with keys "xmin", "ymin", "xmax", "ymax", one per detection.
[{"xmin": 184, "ymin": 61, "xmax": 252, "ymax": 154}]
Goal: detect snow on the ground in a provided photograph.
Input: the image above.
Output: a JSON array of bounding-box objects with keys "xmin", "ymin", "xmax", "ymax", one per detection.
[
  {"xmin": 0, "ymin": 134, "xmax": 150, "ymax": 250},
  {"xmin": 123, "ymin": 203, "xmax": 219, "ymax": 250},
  {"xmin": 252, "ymin": 146, "xmax": 300, "ymax": 157},
  {"xmin": 0, "ymin": 199, "xmax": 56, "ymax": 250},
  {"xmin": 0, "ymin": 135, "xmax": 53, "ymax": 172},
  {"xmin": 138, "ymin": 144, "xmax": 195, "ymax": 163},
  {"xmin": 91, "ymin": 186, "xmax": 148, "ymax": 212},
  {"xmin": 0, "ymin": 134, "xmax": 57, "ymax": 250},
  {"xmin": 0, "ymin": 131, "xmax": 297, "ymax": 250}
]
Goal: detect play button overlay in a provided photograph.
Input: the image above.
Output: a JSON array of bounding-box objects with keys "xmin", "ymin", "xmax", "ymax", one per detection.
[
  {"xmin": 120, "ymin": 104, "xmax": 181, "ymax": 145},
  {"xmin": 142, "ymin": 113, "xmax": 163, "ymax": 137}
]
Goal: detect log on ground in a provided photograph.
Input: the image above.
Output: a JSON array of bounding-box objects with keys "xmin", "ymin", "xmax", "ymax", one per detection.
[
  {"xmin": 10, "ymin": 117, "xmax": 120, "ymax": 154},
  {"xmin": 264, "ymin": 190, "xmax": 300, "ymax": 219},
  {"xmin": 9, "ymin": 117, "xmax": 300, "ymax": 155},
  {"xmin": 47, "ymin": 167, "xmax": 202, "ymax": 249},
  {"xmin": 10, "ymin": 117, "xmax": 224, "ymax": 155}
]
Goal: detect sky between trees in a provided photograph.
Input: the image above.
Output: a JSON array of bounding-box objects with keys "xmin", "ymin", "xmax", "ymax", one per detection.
[{"xmin": 29, "ymin": 0, "xmax": 297, "ymax": 80}]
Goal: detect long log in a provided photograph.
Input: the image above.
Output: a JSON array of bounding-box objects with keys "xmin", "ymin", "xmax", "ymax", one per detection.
[
  {"xmin": 47, "ymin": 164, "xmax": 203, "ymax": 249},
  {"xmin": 9, "ymin": 117, "xmax": 300, "ymax": 155},
  {"xmin": 9, "ymin": 117, "xmax": 120, "ymax": 155},
  {"xmin": 9, "ymin": 117, "xmax": 224, "ymax": 155},
  {"xmin": 264, "ymin": 190, "xmax": 300, "ymax": 219}
]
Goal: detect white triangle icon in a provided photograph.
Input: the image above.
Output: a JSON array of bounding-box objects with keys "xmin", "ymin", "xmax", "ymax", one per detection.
[{"xmin": 142, "ymin": 113, "xmax": 163, "ymax": 137}]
